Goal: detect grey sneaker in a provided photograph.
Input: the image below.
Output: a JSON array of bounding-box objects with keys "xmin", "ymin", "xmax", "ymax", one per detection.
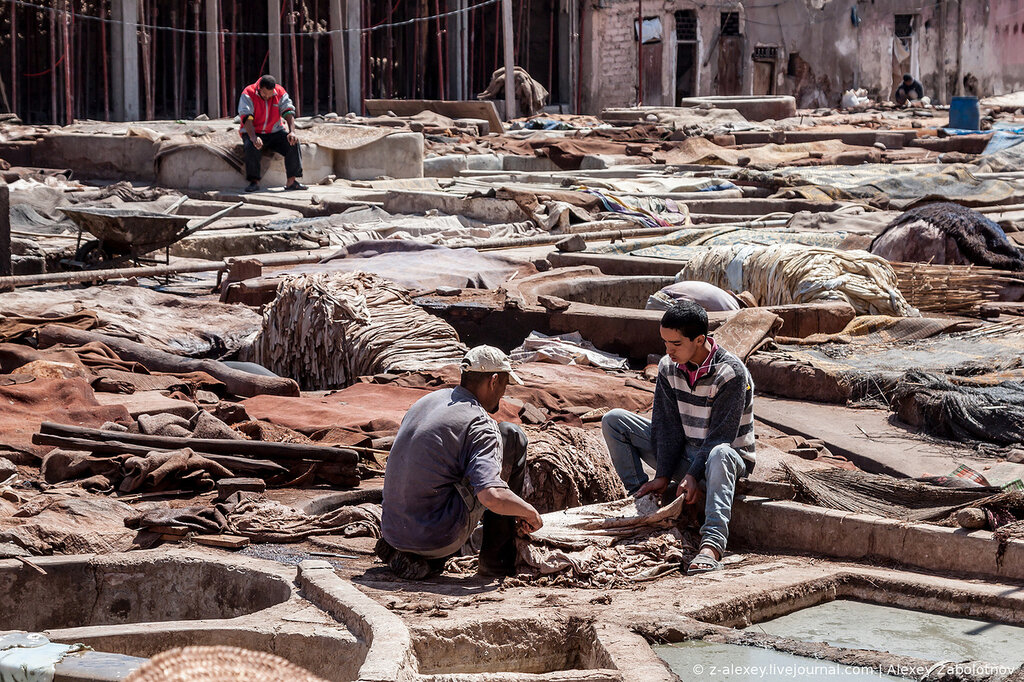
[{"xmin": 245, "ymin": 181, "xmax": 259, "ymax": 193}]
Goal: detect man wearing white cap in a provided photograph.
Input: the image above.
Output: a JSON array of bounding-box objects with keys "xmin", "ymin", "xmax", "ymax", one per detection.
[{"xmin": 377, "ymin": 345, "xmax": 543, "ymax": 580}]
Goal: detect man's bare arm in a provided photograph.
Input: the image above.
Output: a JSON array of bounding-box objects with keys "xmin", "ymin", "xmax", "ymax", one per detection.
[{"xmin": 477, "ymin": 487, "xmax": 543, "ymax": 533}]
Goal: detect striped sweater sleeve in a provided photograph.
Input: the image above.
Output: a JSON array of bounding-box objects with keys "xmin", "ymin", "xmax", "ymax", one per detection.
[{"xmin": 652, "ymin": 369, "xmax": 685, "ymax": 480}]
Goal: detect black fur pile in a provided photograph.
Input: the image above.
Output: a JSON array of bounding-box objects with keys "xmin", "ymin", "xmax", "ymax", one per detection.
[{"xmin": 871, "ymin": 202, "xmax": 1024, "ymax": 271}]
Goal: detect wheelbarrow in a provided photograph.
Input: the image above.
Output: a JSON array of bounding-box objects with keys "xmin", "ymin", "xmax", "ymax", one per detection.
[{"xmin": 59, "ymin": 198, "xmax": 244, "ymax": 269}]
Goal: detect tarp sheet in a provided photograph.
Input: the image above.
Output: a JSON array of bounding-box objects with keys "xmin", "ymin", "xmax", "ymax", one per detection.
[
  {"xmin": 0, "ymin": 286, "xmax": 262, "ymax": 357},
  {"xmin": 278, "ymin": 241, "xmax": 536, "ymax": 290},
  {"xmin": 743, "ymin": 164, "xmax": 1020, "ymax": 208}
]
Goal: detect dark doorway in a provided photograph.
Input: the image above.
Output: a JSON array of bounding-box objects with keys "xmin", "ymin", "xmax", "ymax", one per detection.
[{"xmin": 675, "ymin": 10, "xmax": 698, "ymax": 102}]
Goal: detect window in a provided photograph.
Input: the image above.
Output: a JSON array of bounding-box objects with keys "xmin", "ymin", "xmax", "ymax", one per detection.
[
  {"xmin": 753, "ymin": 45, "xmax": 779, "ymax": 61},
  {"xmin": 676, "ymin": 10, "xmax": 698, "ymax": 41},
  {"xmin": 721, "ymin": 11, "xmax": 741, "ymax": 36}
]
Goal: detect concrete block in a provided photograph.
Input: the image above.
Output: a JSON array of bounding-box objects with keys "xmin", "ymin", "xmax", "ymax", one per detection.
[
  {"xmin": 334, "ymin": 132, "xmax": 424, "ymax": 180},
  {"xmin": 423, "ymin": 155, "xmax": 469, "ymax": 177},
  {"xmin": 35, "ymin": 134, "xmax": 157, "ymax": 181},
  {"xmin": 731, "ymin": 497, "xmax": 1024, "ymax": 581},
  {"xmin": 156, "ymin": 142, "xmax": 334, "ymax": 191},
  {"xmin": 502, "ymin": 155, "xmax": 562, "ymax": 172}
]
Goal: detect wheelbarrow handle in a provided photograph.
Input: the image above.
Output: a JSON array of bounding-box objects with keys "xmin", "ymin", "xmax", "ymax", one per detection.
[
  {"xmin": 163, "ymin": 195, "xmax": 189, "ymax": 215},
  {"xmin": 181, "ymin": 201, "xmax": 245, "ymax": 238}
]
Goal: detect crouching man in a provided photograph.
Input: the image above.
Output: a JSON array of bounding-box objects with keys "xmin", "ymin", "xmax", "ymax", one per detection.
[
  {"xmin": 601, "ymin": 301, "xmax": 755, "ymax": 574},
  {"xmin": 377, "ymin": 346, "xmax": 543, "ymax": 580}
]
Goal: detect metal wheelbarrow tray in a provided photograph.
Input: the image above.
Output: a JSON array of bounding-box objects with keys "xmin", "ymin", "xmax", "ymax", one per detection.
[{"xmin": 57, "ymin": 201, "xmax": 242, "ymax": 269}]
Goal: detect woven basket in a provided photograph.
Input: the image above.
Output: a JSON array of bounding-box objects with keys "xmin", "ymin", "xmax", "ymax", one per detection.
[{"xmin": 125, "ymin": 645, "xmax": 327, "ymax": 682}]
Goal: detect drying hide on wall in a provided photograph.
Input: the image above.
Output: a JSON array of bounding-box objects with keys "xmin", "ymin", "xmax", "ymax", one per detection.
[
  {"xmin": 251, "ymin": 272, "xmax": 466, "ymax": 390},
  {"xmin": 678, "ymin": 243, "xmax": 918, "ymax": 317},
  {"xmin": 870, "ymin": 202, "xmax": 1024, "ymax": 271}
]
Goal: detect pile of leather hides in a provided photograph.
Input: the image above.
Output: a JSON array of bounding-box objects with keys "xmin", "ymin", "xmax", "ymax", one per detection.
[
  {"xmin": 521, "ymin": 424, "xmax": 626, "ymax": 514},
  {"xmin": 0, "ymin": 285, "xmax": 261, "ymax": 357},
  {"xmin": 251, "ymin": 272, "xmax": 467, "ymax": 390},
  {"xmin": 125, "ymin": 493, "xmax": 381, "ymax": 542},
  {"xmin": 677, "ymin": 244, "xmax": 918, "ymax": 316},
  {"xmin": 514, "ymin": 495, "xmax": 697, "ymax": 587}
]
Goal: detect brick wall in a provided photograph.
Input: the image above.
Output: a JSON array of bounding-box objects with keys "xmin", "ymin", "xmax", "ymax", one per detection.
[{"xmin": 584, "ymin": 4, "xmax": 640, "ymax": 112}]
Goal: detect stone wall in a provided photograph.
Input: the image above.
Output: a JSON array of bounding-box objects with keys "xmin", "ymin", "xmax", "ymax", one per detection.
[{"xmin": 580, "ymin": 0, "xmax": 1024, "ymax": 112}]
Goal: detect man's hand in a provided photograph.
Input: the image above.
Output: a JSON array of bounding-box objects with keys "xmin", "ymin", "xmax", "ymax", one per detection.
[
  {"xmin": 519, "ymin": 508, "xmax": 543, "ymax": 534},
  {"xmin": 680, "ymin": 474, "xmax": 699, "ymax": 504},
  {"xmin": 287, "ymin": 131, "xmax": 298, "ymax": 145},
  {"xmin": 635, "ymin": 476, "xmax": 669, "ymax": 499},
  {"xmin": 252, "ymin": 136, "xmax": 263, "ymax": 150}
]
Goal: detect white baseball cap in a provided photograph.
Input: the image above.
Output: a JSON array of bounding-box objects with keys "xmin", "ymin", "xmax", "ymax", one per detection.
[{"xmin": 461, "ymin": 345, "xmax": 524, "ymax": 385}]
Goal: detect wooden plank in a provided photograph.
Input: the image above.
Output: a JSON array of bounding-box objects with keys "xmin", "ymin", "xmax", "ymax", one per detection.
[
  {"xmin": 365, "ymin": 98, "xmax": 504, "ymax": 134},
  {"xmin": 38, "ymin": 422, "xmax": 357, "ymax": 466},
  {"xmin": 194, "ymin": 534, "xmax": 250, "ymax": 549}
]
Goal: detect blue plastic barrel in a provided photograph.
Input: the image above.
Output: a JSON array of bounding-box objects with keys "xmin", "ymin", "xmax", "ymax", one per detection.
[{"xmin": 949, "ymin": 96, "xmax": 981, "ymax": 130}]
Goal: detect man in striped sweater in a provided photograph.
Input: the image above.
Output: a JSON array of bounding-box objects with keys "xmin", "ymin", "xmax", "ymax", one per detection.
[{"xmin": 601, "ymin": 300, "xmax": 755, "ymax": 574}]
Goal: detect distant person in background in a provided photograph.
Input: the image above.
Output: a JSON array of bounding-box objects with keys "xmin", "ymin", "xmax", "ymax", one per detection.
[
  {"xmin": 894, "ymin": 74, "xmax": 924, "ymax": 106},
  {"xmin": 646, "ymin": 281, "xmax": 755, "ymax": 313},
  {"xmin": 238, "ymin": 74, "xmax": 306, "ymax": 193}
]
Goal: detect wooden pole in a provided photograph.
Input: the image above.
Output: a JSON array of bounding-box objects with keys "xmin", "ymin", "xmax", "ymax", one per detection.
[
  {"xmin": 501, "ymin": 0, "xmax": 514, "ymax": 120},
  {"xmin": 205, "ymin": 0, "xmax": 221, "ymax": 118},
  {"xmin": 288, "ymin": 0, "xmax": 300, "ymax": 107},
  {"xmin": 269, "ymin": 0, "xmax": 282, "ymax": 78},
  {"xmin": 955, "ymin": 0, "xmax": 964, "ymax": 96},
  {"xmin": 37, "ymin": 423, "xmax": 358, "ymax": 466},
  {"xmin": 329, "ymin": 0, "xmax": 348, "ymax": 113},
  {"xmin": 62, "ymin": 0, "xmax": 74, "ymax": 123}
]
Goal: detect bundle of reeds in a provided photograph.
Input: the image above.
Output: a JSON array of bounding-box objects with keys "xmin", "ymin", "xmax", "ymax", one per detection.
[{"xmin": 891, "ymin": 261, "xmax": 1024, "ymax": 315}]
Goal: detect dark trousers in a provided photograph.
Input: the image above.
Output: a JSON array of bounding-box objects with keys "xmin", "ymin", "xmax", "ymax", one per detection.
[
  {"xmin": 243, "ymin": 130, "xmax": 303, "ymax": 182},
  {"xmin": 478, "ymin": 422, "xmax": 529, "ymax": 571}
]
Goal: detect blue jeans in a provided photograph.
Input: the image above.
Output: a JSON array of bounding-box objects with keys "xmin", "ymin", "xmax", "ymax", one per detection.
[{"xmin": 601, "ymin": 408, "xmax": 746, "ymax": 555}]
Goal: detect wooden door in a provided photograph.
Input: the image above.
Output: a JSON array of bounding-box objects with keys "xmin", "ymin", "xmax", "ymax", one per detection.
[
  {"xmin": 642, "ymin": 41, "xmax": 664, "ymax": 105},
  {"xmin": 753, "ymin": 60, "xmax": 774, "ymax": 95},
  {"xmin": 717, "ymin": 35, "xmax": 743, "ymax": 95}
]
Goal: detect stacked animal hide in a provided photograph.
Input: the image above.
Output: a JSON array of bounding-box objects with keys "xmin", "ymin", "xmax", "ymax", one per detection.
[{"xmin": 252, "ymin": 272, "xmax": 466, "ymax": 389}]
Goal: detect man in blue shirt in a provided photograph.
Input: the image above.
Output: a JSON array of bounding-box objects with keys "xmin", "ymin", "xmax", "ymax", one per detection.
[{"xmin": 377, "ymin": 346, "xmax": 543, "ymax": 580}]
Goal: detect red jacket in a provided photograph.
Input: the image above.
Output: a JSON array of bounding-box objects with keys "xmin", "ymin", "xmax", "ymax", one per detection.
[{"xmin": 237, "ymin": 80, "xmax": 296, "ymax": 137}]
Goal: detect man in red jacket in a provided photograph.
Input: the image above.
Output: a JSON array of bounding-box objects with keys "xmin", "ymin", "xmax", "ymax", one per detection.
[{"xmin": 238, "ymin": 75, "xmax": 305, "ymax": 192}]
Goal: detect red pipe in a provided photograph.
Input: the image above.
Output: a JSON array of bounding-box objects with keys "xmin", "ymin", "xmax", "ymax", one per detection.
[
  {"xmin": 576, "ymin": 0, "xmax": 583, "ymax": 114},
  {"xmin": 193, "ymin": 0, "xmax": 200, "ymax": 117},
  {"xmin": 49, "ymin": 0, "xmax": 57, "ymax": 123},
  {"xmin": 9, "ymin": 0, "xmax": 15, "ymax": 116},
  {"xmin": 434, "ymin": 0, "xmax": 445, "ymax": 99}
]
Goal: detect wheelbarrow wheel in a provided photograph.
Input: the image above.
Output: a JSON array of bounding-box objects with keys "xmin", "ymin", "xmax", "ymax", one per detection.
[{"xmin": 75, "ymin": 239, "xmax": 114, "ymax": 268}]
